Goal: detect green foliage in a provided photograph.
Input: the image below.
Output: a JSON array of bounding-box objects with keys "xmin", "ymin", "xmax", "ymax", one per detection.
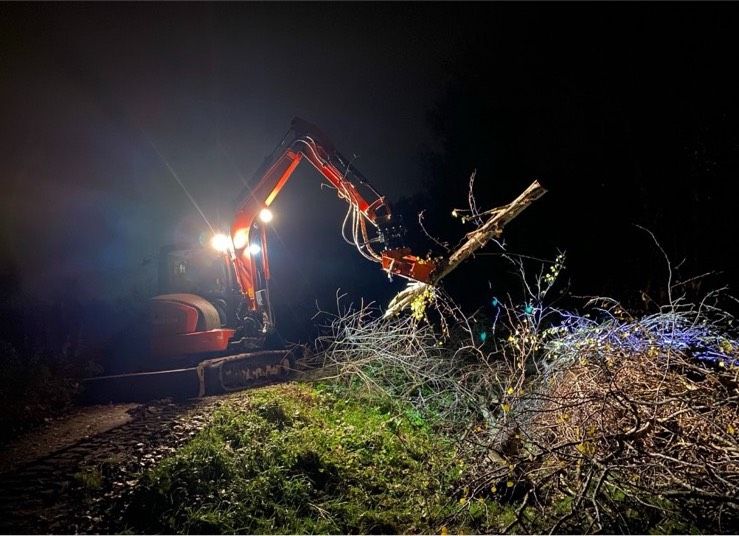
[
  {"xmin": 75, "ymin": 465, "xmax": 104, "ymax": 490},
  {"xmin": 410, "ymin": 285, "xmax": 436, "ymax": 322},
  {"xmin": 122, "ymin": 382, "xmax": 498, "ymax": 534}
]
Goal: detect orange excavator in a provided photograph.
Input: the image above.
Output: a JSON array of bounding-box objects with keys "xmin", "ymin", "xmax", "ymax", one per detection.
[{"xmin": 83, "ymin": 118, "xmax": 438, "ymax": 402}]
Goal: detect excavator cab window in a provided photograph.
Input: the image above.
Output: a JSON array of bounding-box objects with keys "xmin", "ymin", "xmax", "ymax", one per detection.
[{"xmin": 158, "ymin": 244, "xmax": 235, "ymax": 299}]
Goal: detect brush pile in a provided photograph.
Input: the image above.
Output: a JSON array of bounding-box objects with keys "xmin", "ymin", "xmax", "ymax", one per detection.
[
  {"xmin": 468, "ymin": 301, "xmax": 739, "ymax": 533},
  {"xmin": 313, "ymin": 299, "xmax": 495, "ymax": 424}
]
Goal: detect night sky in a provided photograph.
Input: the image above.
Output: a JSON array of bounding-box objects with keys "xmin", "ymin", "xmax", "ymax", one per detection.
[{"xmin": 1, "ymin": 3, "xmax": 738, "ymax": 348}]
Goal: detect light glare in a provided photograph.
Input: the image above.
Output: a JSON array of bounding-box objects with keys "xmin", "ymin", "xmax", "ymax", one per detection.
[
  {"xmin": 259, "ymin": 208, "xmax": 274, "ymax": 223},
  {"xmin": 249, "ymin": 244, "xmax": 262, "ymax": 255},
  {"xmin": 210, "ymin": 233, "xmax": 231, "ymax": 253},
  {"xmin": 232, "ymin": 228, "xmax": 249, "ymax": 250}
]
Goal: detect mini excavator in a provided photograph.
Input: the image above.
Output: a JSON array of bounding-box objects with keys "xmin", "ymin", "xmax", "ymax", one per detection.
[{"xmin": 82, "ymin": 118, "xmax": 438, "ymax": 402}]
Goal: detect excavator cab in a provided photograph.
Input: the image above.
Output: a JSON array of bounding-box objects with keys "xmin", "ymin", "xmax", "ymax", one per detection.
[
  {"xmin": 150, "ymin": 235, "xmax": 275, "ymax": 362},
  {"xmin": 157, "ymin": 243, "xmax": 239, "ymax": 326}
]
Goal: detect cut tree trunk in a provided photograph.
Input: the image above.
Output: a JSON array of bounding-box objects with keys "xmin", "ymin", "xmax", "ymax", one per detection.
[{"xmin": 385, "ymin": 180, "xmax": 546, "ymax": 317}]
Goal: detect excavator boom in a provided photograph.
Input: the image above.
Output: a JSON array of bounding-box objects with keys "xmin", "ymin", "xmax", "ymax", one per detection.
[{"xmin": 229, "ymin": 117, "xmax": 435, "ymax": 314}]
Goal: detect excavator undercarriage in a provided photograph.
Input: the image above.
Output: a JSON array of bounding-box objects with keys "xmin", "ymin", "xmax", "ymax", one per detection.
[{"xmin": 82, "ymin": 348, "xmax": 302, "ymax": 403}]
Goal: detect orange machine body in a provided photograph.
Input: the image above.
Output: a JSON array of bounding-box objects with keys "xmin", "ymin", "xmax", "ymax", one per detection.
[{"xmin": 151, "ymin": 118, "xmax": 437, "ymax": 360}]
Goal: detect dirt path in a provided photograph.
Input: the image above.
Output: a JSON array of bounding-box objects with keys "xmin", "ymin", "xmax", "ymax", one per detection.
[
  {"xmin": 0, "ymin": 403, "xmax": 139, "ymax": 475},
  {"xmin": 0, "ymin": 394, "xmax": 238, "ymax": 534}
]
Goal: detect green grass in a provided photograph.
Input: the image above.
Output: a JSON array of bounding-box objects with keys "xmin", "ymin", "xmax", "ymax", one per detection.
[
  {"xmin": 121, "ymin": 382, "xmax": 504, "ymax": 534},
  {"xmin": 74, "ymin": 465, "xmax": 104, "ymax": 490}
]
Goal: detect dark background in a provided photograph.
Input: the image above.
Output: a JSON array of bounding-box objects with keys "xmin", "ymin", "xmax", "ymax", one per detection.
[{"xmin": 1, "ymin": 3, "xmax": 738, "ymax": 364}]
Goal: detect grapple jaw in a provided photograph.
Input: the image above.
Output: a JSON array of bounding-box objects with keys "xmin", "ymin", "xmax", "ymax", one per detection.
[{"xmin": 380, "ymin": 248, "xmax": 437, "ymax": 283}]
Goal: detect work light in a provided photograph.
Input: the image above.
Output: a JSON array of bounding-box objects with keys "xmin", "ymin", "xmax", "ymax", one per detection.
[
  {"xmin": 210, "ymin": 233, "xmax": 231, "ymax": 253},
  {"xmin": 259, "ymin": 208, "xmax": 273, "ymax": 223}
]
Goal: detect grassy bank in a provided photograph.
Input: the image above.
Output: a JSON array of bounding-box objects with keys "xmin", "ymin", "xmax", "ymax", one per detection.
[{"xmin": 120, "ymin": 382, "xmax": 508, "ymax": 534}]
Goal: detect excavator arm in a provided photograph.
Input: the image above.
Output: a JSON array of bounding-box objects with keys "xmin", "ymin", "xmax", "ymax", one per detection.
[{"xmin": 228, "ymin": 118, "xmax": 436, "ymax": 315}]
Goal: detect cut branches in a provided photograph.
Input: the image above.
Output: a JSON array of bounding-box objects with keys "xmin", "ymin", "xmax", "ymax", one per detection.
[{"xmin": 386, "ymin": 179, "xmax": 547, "ymax": 317}]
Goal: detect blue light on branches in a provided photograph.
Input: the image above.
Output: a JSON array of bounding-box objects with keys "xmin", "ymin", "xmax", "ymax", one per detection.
[{"xmin": 546, "ymin": 310, "xmax": 739, "ymax": 368}]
